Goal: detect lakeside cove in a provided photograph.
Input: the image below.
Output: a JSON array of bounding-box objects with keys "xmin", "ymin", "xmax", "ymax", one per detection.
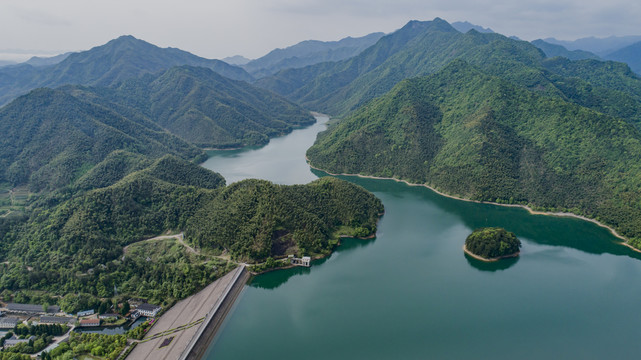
[
  {"xmin": 305, "ymin": 157, "xmax": 636, "ymax": 253},
  {"xmin": 200, "ymin": 114, "xmax": 641, "ymax": 359}
]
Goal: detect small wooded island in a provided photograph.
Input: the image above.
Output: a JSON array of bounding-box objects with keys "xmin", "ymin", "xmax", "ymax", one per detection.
[{"xmin": 464, "ymin": 227, "xmax": 521, "ymax": 261}]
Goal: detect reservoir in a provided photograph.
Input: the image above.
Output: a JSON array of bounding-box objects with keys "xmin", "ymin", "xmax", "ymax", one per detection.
[{"xmin": 201, "ymin": 116, "xmax": 641, "ymax": 359}]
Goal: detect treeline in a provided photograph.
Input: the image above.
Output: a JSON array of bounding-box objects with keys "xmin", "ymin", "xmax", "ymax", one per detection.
[{"xmin": 14, "ymin": 324, "xmax": 68, "ymax": 337}]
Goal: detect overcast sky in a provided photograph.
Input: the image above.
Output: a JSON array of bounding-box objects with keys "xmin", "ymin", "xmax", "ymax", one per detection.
[{"xmin": 1, "ymin": 0, "xmax": 639, "ymax": 61}]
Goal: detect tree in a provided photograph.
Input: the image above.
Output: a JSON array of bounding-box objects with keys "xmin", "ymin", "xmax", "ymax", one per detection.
[{"xmin": 120, "ymin": 302, "xmax": 130, "ymax": 316}]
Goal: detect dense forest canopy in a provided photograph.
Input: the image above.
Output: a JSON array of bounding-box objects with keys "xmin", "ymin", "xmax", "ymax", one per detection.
[
  {"xmin": 307, "ymin": 60, "xmax": 641, "ymax": 249},
  {"xmin": 465, "ymin": 227, "xmax": 521, "ymax": 259},
  {"xmin": 258, "ymin": 18, "xmax": 641, "ymax": 130},
  {"xmin": 0, "ymin": 155, "xmax": 382, "ymax": 307}
]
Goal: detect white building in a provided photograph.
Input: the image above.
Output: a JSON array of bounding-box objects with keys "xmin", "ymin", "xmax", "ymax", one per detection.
[
  {"xmin": 0, "ymin": 316, "xmax": 19, "ymax": 329},
  {"xmin": 136, "ymin": 303, "xmax": 161, "ymax": 317}
]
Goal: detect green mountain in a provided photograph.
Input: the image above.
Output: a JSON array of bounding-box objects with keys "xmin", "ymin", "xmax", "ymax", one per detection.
[
  {"xmin": 0, "ymin": 88, "xmax": 206, "ymax": 192},
  {"xmin": 606, "ymin": 41, "xmax": 641, "ymax": 74},
  {"xmin": 0, "ymin": 35, "xmax": 253, "ymax": 106},
  {"xmin": 256, "ymin": 18, "xmax": 458, "ymax": 114},
  {"xmin": 0, "ymin": 62, "xmax": 314, "ymax": 192},
  {"xmin": 244, "ymin": 32, "xmax": 385, "ymax": 78},
  {"xmin": 257, "ymin": 18, "xmax": 641, "ymax": 130},
  {"xmin": 80, "ymin": 65, "xmax": 315, "ymax": 148},
  {"xmin": 531, "ymin": 39, "xmax": 600, "ymax": 61},
  {"xmin": 307, "ymin": 60, "xmax": 641, "ymax": 249},
  {"xmin": 0, "ymin": 155, "xmax": 382, "ymax": 304}
]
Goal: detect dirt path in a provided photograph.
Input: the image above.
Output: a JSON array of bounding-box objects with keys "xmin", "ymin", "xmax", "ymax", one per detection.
[{"xmin": 123, "ymin": 233, "xmax": 199, "ymax": 255}]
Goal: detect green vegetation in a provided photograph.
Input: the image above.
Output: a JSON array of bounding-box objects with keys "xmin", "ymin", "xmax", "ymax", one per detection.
[
  {"xmin": 126, "ymin": 321, "xmax": 151, "ymax": 340},
  {"xmin": 307, "ymin": 59, "xmax": 641, "ymax": 249},
  {"xmin": 83, "ymin": 65, "xmax": 315, "ymax": 148},
  {"xmin": 248, "ymin": 257, "xmax": 292, "ymax": 273},
  {"xmin": 0, "ymin": 321, "xmax": 70, "ymax": 358},
  {"xmin": 0, "ymin": 88, "xmax": 207, "ymax": 192},
  {"xmin": 465, "ymin": 227, "xmax": 521, "ymax": 259},
  {"xmin": 0, "ymin": 154, "xmax": 382, "ymax": 306},
  {"xmin": 14, "ymin": 324, "xmax": 68, "ymax": 337},
  {"xmin": 260, "ymin": 18, "xmax": 641, "ymax": 130},
  {"xmin": 42, "ymin": 332, "xmax": 127, "ymax": 360},
  {"xmin": 0, "ymin": 63, "xmax": 313, "ymax": 193},
  {"xmin": 186, "ymin": 177, "xmax": 383, "ymax": 261},
  {"xmin": 0, "ymin": 352, "xmax": 30, "ymax": 360}
]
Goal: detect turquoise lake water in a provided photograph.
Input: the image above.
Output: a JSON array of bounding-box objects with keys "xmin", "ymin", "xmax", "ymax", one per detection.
[{"xmin": 201, "ymin": 116, "xmax": 641, "ymax": 359}]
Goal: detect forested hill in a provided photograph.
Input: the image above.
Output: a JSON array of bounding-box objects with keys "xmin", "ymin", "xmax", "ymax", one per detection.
[
  {"xmin": 0, "ymin": 64, "xmax": 314, "ymax": 191},
  {"xmin": 0, "ymin": 88, "xmax": 207, "ymax": 192},
  {"xmin": 0, "ymin": 154, "xmax": 382, "ymax": 305},
  {"xmin": 78, "ymin": 65, "xmax": 315, "ymax": 148},
  {"xmin": 307, "ymin": 60, "xmax": 641, "ymax": 249},
  {"xmin": 257, "ymin": 18, "xmax": 641, "ymax": 123},
  {"xmin": 0, "ymin": 35, "xmax": 252, "ymax": 106}
]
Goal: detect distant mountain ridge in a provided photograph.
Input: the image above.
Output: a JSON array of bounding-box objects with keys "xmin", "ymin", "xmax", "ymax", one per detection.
[
  {"xmin": 222, "ymin": 55, "xmax": 251, "ymax": 65},
  {"xmin": 256, "ymin": 18, "xmax": 641, "ymax": 125},
  {"xmin": 24, "ymin": 52, "xmax": 72, "ymax": 67},
  {"xmin": 531, "ymin": 39, "xmax": 600, "ymax": 61},
  {"xmin": 243, "ymin": 32, "xmax": 385, "ymax": 78},
  {"xmin": 605, "ymin": 41, "xmax": 641, "ymax": 74},
  {"xmin": 451, "ymin": 21, "xmax": 494, "ymax": 33},
  {"xmin": 0, "ymin": 35, "xmax": 252, "ymax": 106},
  {"xmin": 543, "ymin": 35, "xmax": 641, "ymax": 55}
]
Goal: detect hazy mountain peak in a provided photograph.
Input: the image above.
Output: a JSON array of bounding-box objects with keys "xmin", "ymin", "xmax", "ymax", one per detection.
[
  {"xmin": 244, "ymin": 31, "xmax": 385, "ymax": 77},
  {"xmin": 0, "ymin": 35, "xmax": 253, "ymax": 106},
  {"xmin": 400, "ymin": 18, "xmax": 457, "ymax": 34},
  {"xmin": 605, "ymin": 41, "xmax": 641, "ymax": 74},
  {"xmin": 451, "ymin": 21, "xmax": 494, "ymax": 34},
  {"xmin": 222, "ymin": 55, "xmax": 251, "ymax": 65}
]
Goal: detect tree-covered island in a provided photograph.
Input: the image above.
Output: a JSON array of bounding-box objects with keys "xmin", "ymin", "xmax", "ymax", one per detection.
[{"xmin": 464, "ymin": 227, "xmax": 521, "ymax": 261}]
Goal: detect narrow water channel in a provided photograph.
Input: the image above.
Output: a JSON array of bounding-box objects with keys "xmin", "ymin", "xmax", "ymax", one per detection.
[{"xmin": 201, "ymin": 116, "xmax": 641, "ymax": 359}]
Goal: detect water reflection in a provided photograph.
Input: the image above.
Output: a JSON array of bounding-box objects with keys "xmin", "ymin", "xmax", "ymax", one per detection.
[
  {"xmin": 318, "ymin": 172, "xmax": 641, "ymax": 262},
  {"xmin": 250, "ymin": 236, "xmax": 377, "ymax": 290},
  {"xmin": 464, "ymin": 253, "xmax": 520, "ymax": 272}
]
